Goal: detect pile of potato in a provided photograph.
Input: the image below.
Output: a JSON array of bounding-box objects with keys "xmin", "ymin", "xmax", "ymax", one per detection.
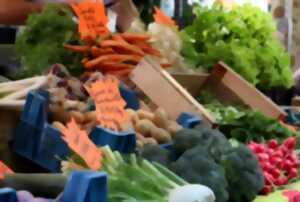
[{"xmin": 126, "ymin": 108, "xmax": 183, "ymax": 147}]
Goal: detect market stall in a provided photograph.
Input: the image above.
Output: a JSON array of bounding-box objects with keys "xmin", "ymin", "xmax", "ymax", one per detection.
[{"xmin": 0, "ymin": 1, "xmax": 300, "ymax": 202}]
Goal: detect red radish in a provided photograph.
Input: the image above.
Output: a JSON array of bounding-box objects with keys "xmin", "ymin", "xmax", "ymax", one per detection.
[
  {"xmin": 283, "ymin": 137, "xmax": 296, "ymax": 150},
  {"xmin": 269, "ymin": 168, "xmax": 280, "ymax": 178},
  {"xmin": 288, "ymin": 168, "xmax": 298, "ymax": 179},
  {"xmin": 268, "ymin": 139, "xmax": 278, "ymax": 149},
  {"xmin": 261, "ymin": 185, "xmax": 273, "ymax": 194},
  {"xmin": 247, "ymin": 137, "xmax": 300, "ymax": 195}
]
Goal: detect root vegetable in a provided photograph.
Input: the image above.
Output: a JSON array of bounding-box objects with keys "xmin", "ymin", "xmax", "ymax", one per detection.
[
  {"xmin": 126, "ymin": 109, "xmax": 139, "ymax": 124},
  {"xmin": 153, "ymin": 108, "xmax": 169, "ymax": 129},
  {"xmin": 84, "ymin": 111, "xmax": 97, "ymax": 123},
  {"xmin": 136, "ymin": 110, "xmax": 154, "ymax": 121},
  {"xmin": 69, "ymin": 111, "xmax": 84, "ymax": 123},
  {"xmin": 167, "ymin": 121, "xmax": 183, "ymax": 137},
  {"xmin": 137, "ymin": 140, "xmax": 144, "ymax": 148},
  {"xmin": 150, "ymin": 127, "xmax": 171, "ymax": 143},
  {"xmin": 52, "ymin": 121, "xmax": 65, "ymax": 132},
  {"xmin": 135, "ymin": 119, "xmax": 156, "ymax": 137},
  {"xmin": 49, "ymin": 104, "xmax": 70, "ymax": 123},
  {"xmin": 144, "ymin": 137, "xmax": 158, "ymax": 145}
]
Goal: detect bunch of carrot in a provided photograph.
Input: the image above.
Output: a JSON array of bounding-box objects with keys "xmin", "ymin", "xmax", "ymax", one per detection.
[{"xmin": 63, "ymin": 33, "xmax": 172, "ymax": 77}]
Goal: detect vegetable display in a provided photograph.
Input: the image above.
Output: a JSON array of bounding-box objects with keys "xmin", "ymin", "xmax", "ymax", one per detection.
[
  {"xmin": 15, "ymin": 4, "xmax": 83, "ymax": 78},
  {"xmin": 126, "ymin": 108, "xmax": 182, "ymax": 146},
  {"xmin": 181, "ymin": 4, "xmax": 293, "ymax": 88},
  {"xmin": 62, "ymin": 146, "xmax": 216, "ymax": 202},
  {"xmin": 140, "ymin": 122, "xmax": 264, "ymax": 202},
  {"xmin": 248, "ymin": 138, "xmax": 300, "ymax": 194}
]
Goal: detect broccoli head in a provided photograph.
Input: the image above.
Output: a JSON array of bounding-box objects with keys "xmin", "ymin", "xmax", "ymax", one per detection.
[
  {"xmin": 221, "ymin": 143, "xmax": 264, "ymax": 202},
  {"xmin": 140, "ymin": 144, "xmax": 170, "ymax": 167},
  {"xmin": 170, "ymin": 146, "xmax": 229, "ymax": 202}
]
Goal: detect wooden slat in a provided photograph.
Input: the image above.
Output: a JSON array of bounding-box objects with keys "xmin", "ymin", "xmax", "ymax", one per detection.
[
  {"xmin": 171, "ymin": 73, "xmax": 209, "ymax": 97},
  {"xmin": 205, "ymin": 62, "xmax": 287, "ymax": 119},
  {"xmin": 130, "ymin": 58, "xmax": 217, "ymax": 126}
]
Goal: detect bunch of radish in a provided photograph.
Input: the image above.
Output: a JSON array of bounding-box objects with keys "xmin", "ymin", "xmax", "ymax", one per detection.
[{"xmin": 248, "ymin": 137, "xmax": 299, "ymax": 194}]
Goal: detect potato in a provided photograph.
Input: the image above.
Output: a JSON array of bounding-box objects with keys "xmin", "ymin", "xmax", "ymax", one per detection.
[
  {"xmin": 49, "ymin": 104, "xmax": 70, "ymax": 123},
  {"xmin": 143, "ymin": 137, "xmax": 158, "ymax": 145},
  {"xmin": 137, "ymin": 140, "xmax": 144, "ymax": 148},
  {"xmin": 136, "ymin": 132, "xmax": 146, "ymax": 141},
  {"xmin": 135, "ymin": 119, "xmax": 156, "ymax": 137},
  {"xmin": 150, "ymin": 127, "xmax": 172, "ymax": 143},
  {"xmin": 136, "ymin": 109, "xmax": 154, "ymax": 121},
  {"xmin": 126, "ymin": 109, "xmax": 139, "ymax": 124},
  {"xmin": 52, "ymin": 121, "xmax": 65, "ymax": 132},
  {"xmin": 69, "ymin": 111, "xmax": 84, "ymax": 123},
  {"xmin": 84, "ymin": 111, "xmax": 97, "ymax": 123},
  {"xmin": 167, "ymin": 121, "xmax": 183, "ymax": 137},
  {"xmin": 153, "ymin": 108, "xmax": 169, "ymax": 129}
]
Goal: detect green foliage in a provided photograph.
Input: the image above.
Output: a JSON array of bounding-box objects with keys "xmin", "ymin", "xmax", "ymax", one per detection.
[
  {"xmin": 15, "ymin": 4, "xmax": 83, "ymax": 78},
  {"xmin": 181, "ymin": 4, "xmax": 293, "ymax": 88},
  {"xmin": 222, "ymin": 142, "xmax": 264, "ymax": 202}
]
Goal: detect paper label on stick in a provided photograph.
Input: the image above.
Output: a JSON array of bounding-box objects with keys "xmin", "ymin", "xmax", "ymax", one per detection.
[
  {"xmin": 0, "ymin": 161, "xmax": 13, "ymax": 180},
  {"xmin": 86, "ymin": 76, "xmax": 129, "ymax": 130},
  {"xmin": 61, "ymin": 118, "xmax": 102, "ymax": 170},
  {"xmin": 71, "ymin": 0, "xmax": 109, "ymax": 40}
]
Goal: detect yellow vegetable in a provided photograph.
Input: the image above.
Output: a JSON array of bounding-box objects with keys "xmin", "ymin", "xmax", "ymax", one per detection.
[
  {"xmin": 135, "ymin": 119, "xmax": 156, "ymax": 137},
  {"xmin": 150, "ymin": 127, "xmax": 172, "ymax": 143},
  {"xmin": 153, "ymin": 108, "xmax": 169, "ymax": 129},
  {"xmin": 136, "ymin": 109, "xmax": 155, "ymax": 121}
]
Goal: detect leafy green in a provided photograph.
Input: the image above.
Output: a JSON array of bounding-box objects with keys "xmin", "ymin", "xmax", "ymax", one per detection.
[
  {"xmin": 15, "ymin": 4, "xmax": 83, "ymax": 78},
  {"xmin": 181, "ymin": 4, "xmax": 293, "ymax": 88}
]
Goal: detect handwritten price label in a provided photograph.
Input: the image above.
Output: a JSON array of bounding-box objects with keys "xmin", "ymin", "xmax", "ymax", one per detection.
[
  {"xmin": 61, "ymin": 118, "xmax": 102, "ymax": 170},
  {"xmin": 0, "ymin": 161, "xmax": 13, "ymax": 180},
  {"xmin": 86, "ymin": 76, "xmax": 129, "ymax": 131},
  {"xmin": 71, "ymin": 0, "xmax": 109, "ymax": 40}
]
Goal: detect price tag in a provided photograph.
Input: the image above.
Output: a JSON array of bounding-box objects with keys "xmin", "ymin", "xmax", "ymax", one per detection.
[
  {"xmin": 153, "ymin": 7, "xmax": 176, "ymax": 27},
  {"xmin": 86, "ymin": 76, "xmax": 129, "ymax": 131},
  {"xmin": 0, "ymin": 161, "xmax": 13, "ymax": 180},
  {"xmin": 71, "ymin": 0, "xmax": 109, "ymax": 40},
  {"xmin": 61, "ymin": 118, "xmax": 102, "ymax": 170}
]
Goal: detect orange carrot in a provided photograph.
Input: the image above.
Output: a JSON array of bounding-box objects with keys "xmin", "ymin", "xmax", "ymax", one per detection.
[
  {"xmin": 105, "ymin": 68, "xmax": 132, "ymax": 76},
  {"xmin": 120, "ymin": 33, "xmax": 151, "ymax": 42},
  {"xmin": 91, "ymin": 46, "xmax": 115, "ymax": 57},
  {"xmin": 100, "ymin": 40, "xmax": 145, "ymax": 56},
  {"xmin": 161, "ymin": 63, "xmax": 173, "ymax": 68},
  {"xmin": 63, "ymin": 44, "xmax": 90, "ymax": 53},
  {"xmin": 81, "ymin": 57, "xmax": 89, "ymax": 65},
  {"xmin": 112, "ymin": 34, "xmax": 127, "ymax": 43},
  {"xmin": 85, "ymin": 54, "xmax": 142, "ymax": 69}
]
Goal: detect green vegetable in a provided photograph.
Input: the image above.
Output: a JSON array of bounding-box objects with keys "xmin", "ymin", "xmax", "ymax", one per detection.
[
  {"xmin": 15, "ymin": 4, "xmax": 83, "ymax": 78},
  {"xmin": 181, "ymin": 4, "xmax": 293, "ymax": 88},
  {"xmin": 170, "ymin": 146, "xmax": 229, "ymax": 202},
  {"xmin": 221, "ymin": 142, "xmax": 264, "ymax": 202},
  {"xmin": 140, "ymin": 144, "xmax": 170, "ymax": 167}
]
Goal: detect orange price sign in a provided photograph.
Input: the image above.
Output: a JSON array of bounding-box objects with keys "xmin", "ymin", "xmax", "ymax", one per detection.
[
  {"xmin": 61, "ymin": 118, "xmax": 102, "ymax": 170},
  {"xmin": 71, "ymin": 0, "xmax": 109, "ymax": 41},
  {"xmin": 86, "ymin": 76, "xmax": 129, "ymax": 131},
  {"xmin": 153, "ymin": 7, "xmax": 177, "ymax": 27},
  {"xmin": 0, "ymin": 161, "xmax": 13, "ymax": 180}
]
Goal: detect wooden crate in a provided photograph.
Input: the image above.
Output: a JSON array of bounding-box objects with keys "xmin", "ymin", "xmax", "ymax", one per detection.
[
  {"xmin": 172, "ymin": 62, "xmax": 286, "ymax": 120},
  {"xmin": 129, "ymin": 58, "xmax": 217, "ymax": 126}
]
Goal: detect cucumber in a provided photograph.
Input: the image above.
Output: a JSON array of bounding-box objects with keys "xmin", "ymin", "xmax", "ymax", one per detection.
[{"xmin": 0, "ymin": 173, "xmax": 67, "ymax": 198}]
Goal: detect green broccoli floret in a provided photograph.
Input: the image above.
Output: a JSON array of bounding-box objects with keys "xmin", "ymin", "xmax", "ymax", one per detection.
[
  {"xmin": 170, "ymin": 146, "xmax": 229, "ymax": 202},
  {"xmin": 140, "ymin": 144, "xmax": 170, "ymax": 167},
  {"xmin": 221, "ymin": 142, "xmax": 264, "ymax": 202},
  {"xmin": 173, "ymin": 126, "xmax": 231, "ymax": 163},
  {"xmin": 173, "ymin": 129, "xmax": 210, "ymax": 155}
]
